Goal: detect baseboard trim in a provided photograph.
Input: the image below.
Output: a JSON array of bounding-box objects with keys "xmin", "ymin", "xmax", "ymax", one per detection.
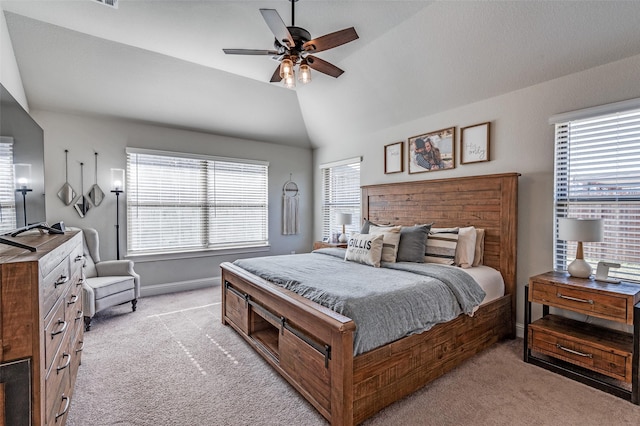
[
  {"xmin": 515, "ymin": 321, "xmax": 524, "ymax": 339},
  {"xmin": 141, "ymin": 276, "xmax": 220, "ymax": 297}
]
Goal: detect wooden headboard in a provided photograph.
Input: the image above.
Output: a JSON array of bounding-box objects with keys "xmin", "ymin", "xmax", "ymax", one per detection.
[{"xmin": 361, "ymin": 172, "xmax": 519, "ymax": 315}]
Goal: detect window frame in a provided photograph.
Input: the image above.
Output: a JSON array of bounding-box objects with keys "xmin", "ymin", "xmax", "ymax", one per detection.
[
  {"xmin": 125, "ymin": 148, "xmax": 269, "ymax": 256},
  {"xmin": 551, "ymin": 99, "xmax": 640, "ymax": 282},
  {"xmin": 320, "ymin": 157, "xmax": 362, "ymax": 242}
]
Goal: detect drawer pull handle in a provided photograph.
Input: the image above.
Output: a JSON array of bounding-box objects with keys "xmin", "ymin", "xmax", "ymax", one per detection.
[
  {"xmin": 77, "ymin": 277, "xmax": 84, "ymax": 286},
  {"xmin": 76, "ymin": 340, "xmax": 85, "ymax": 354},
  {"xmin": 67, "ymin": 294, "xmax": 79, "ymax": 305},
  {"xmin": 51, "ymin": 319, "xmax": 68, "ymax": 338},
  {"xmin": 57, "ymin": 352, "xmax": 71, "ymax": 373},
  {"xmin": 76, "ymin": 310, "xmax": 84, "ymax": 321},
  {"xmin": 75, "ymin": 255, "xmax": 84, "ymax": 262},
  {"xmin": 55, "ymin": 395, "xmax": 70, "ymax": 421},
  {"xmin": 556, "ymin": 344, "xmax": 593, "ymax": 358},
  {"xmin": 54, "ymin": 275, "xmax": 69, "ymax": 287},
  {"xmin": 556, "ymin": 292, "xmax": 594, "ymax": 304}
]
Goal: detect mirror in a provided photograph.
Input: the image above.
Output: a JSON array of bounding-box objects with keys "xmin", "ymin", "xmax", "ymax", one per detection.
[{"xmin": 0, "ymin": 83, "xmax": 46, "ymax": 231}]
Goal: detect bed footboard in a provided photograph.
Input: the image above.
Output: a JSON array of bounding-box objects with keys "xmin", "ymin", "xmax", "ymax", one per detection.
[{"xmin": 221, "ymin": 262, "xmax": 356, "ymax": 425}]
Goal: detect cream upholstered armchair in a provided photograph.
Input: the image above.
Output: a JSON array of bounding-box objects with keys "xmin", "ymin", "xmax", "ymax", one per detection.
[{"xmin": 81, "ymin": 228, "xmax": 140, "ymax": 331}]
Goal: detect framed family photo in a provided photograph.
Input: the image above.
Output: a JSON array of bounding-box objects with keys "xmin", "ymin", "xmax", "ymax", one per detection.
[
  {"xmin": 408, "ymin": 127, "xmax": 455, "ymax": 174},
  {"xmin": 384, "ymin": 141, "xmax": 404, "ymax": 174},
  {"xmin": 461, "ymin": 121, "xmax": 490, "ymax": 164}
]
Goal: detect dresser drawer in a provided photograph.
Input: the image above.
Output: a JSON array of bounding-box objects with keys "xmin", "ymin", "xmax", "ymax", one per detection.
[
  {"xmin": 45, "ymin": 326, "xmax": 73, "ymax": 426},
  {"xmin": 42, "ymin": 257, "xmax": 72, "ymax": 318},
  {"xmin": 44, "ymin": 296, "xmax": 69, "ymax": 372},
  {"xmin": 530, "ymin": 281, "xmax": 629, "ymax": 323},
  {"xmin": 70, "ymin": 244, "xmax": 84, "ymax": 279},
  {"xmin": 528, "ymin": 315, "xmax": 633, "ymax": 382}
]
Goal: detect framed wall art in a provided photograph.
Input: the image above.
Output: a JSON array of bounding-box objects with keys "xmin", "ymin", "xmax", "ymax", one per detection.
[
  {"xmin": 384, "ymin": 141, "xmax": 404, "ymax": 174},
  {"xmin": 408, "ymin": 127, "xmax": 455, "ymax": 174},
  {"xmin": 461, "ymin": 121, "xmax": 490, "ymax": 164}
]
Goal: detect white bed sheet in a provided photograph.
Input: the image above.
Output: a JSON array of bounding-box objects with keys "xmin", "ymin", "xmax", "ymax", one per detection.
[{"xmin": 460, "ymin": 265, "xmax": 505, "ymax": 306}]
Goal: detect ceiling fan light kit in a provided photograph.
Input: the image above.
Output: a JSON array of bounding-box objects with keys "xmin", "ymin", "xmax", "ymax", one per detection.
[{"xmin": 223, "ymin": 0, "xmax": 358, "ymax": 88}]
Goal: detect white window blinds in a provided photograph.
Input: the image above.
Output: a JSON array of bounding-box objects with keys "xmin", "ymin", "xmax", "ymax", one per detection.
[
  {"xmin": 0, "ymin": 140, "xmax": 16, "ymax": 234},
  {"xmin": 126, "ymin": 149, "xmax": 268, "ymax": 255},
  {"xmin": 553, "ymin": 106, "xmax": 640, "ymax": 282},
  {"xmin": 321, "ymin": 158, "xmax": 361, "ymax": 241}
]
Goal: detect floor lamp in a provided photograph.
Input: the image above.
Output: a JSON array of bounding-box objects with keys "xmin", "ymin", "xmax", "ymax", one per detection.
[
  {"xmin": 111, "ymin": 169, "xmax": 125, "ymax": 260},
  {"xmin": 14, "ymin": 163, "xmax": 32, "ymax": 227}
]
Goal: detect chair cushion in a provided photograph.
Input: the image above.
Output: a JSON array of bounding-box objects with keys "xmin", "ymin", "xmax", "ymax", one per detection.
[{"xmin": 86, "ymin": 276, "xmax": 135, "ymax": 300}]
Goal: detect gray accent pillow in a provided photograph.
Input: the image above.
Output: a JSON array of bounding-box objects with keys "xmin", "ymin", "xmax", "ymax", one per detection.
[
  {"xmin": 360, "ymin": 219, "xmax": 391, "ymax": 234},
  {"xmin": 397, "ymin": 224, "xmax": 432, "ymax": 263}
]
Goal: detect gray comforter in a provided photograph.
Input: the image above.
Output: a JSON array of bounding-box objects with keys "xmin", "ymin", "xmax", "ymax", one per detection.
[{"xmin": 233, "ymin": 248, "xmax": 486, "ymax": 355}]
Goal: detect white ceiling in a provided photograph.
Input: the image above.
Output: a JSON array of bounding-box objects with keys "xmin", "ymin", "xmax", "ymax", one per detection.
[{"xmin": 3, "ymin": 1, "xmax": 640, "ymax": 149}]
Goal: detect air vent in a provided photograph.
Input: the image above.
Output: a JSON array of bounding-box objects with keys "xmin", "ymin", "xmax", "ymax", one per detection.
[{"xmin": 93, "ymin": 0, "xmax": 118, "ymax": 8}]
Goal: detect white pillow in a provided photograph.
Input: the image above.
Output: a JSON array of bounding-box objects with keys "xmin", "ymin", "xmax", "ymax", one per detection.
[
  {"xmin": 455, "ymin": 226, "xmax": 477, "ymax": 268},
  {"xmin": 425, "ymin": 228, "xmax": 459, "ymax": 265},
  {"xmin": 344, "ymin": 233, "xmax": 384, "ymax": 267},
  {"xmin": 369, "ymin": 225, "xmax": 402, "ymax": 263}
]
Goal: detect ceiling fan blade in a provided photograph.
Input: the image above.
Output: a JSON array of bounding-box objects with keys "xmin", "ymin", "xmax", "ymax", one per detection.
[
  {"xmin": 270, "ymin": 65, "xmax": 283, "ymax": 83},
  {"xmin": 303, "ymin": 27, "xmax": 358, "ymax": 53},
  {"xmin": 260, "ymin": 8, "xmax": 294, "ymax": 48},
  {"xmin": 223, "ymin": 48, "xmax": 279, "ymax": 55},
  {"xmin": 306, "ymin": 56, "xmax": 344, "ymax": 78}
]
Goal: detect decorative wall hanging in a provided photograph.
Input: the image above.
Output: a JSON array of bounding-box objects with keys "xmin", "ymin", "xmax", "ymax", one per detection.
[
  {"xmin": 282, "ymin": 174, "xmax": 299, "ymax": 235},
  {"xmin": 384, "ymin": 141, "xmax": 403, "ymax": 174},
  {"xmin": 74, "ymin": 162, "xmax": 91, "ymax": 217},
  {"xmin": 460, "ymin": 121, "xmax": 490, "ymax": 164},
  {"xmin": 408, "ymin": 127, "xmax": 456, "ymax": 174},
  {"xmin": 57, "ymin": 149, "xmax": 77, "ymax": 205},
  {"xmin": 87, "ymin": 152, "xmax": 105, "ymax": 206}
]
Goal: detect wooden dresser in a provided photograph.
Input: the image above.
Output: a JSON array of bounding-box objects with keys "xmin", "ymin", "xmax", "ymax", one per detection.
[{"xmin": 0, "ymin": 230, "xmax": 84, "ymax": 425}]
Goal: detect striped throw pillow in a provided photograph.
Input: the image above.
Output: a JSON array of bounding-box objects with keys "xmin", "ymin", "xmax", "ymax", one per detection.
[
  {"xmin": 369, "ymin": 225, "xmax": 402, "ymax": 263},
  {"xmin": 425, "ymin": 228, "xmax": 459, "ymax": 265}
]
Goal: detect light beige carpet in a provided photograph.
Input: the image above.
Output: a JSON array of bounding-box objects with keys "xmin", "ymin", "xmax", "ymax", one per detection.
[{"xmin": 67, "ymin": 286, "xmax": 640, "ymax": 425}]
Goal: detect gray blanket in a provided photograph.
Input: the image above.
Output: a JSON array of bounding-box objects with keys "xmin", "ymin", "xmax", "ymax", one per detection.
[{"xmin": 233, "ymin": 248, "xmax": 486, "ymax": 355}]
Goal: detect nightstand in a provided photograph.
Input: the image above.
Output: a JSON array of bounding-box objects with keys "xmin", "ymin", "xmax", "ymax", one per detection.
[
  {"xmin": 312, "ymin": 241, "xmax": 348, "ymax": 250},
  {"xmin": 524, "ymin": 271, "xmax": 640, "ymax": 404}
]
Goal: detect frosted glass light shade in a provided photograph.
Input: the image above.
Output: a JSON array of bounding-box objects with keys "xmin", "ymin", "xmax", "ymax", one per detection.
[
  {"xmin": 14, "ymin": 163, "xmax": 32, "ymax": 189},
  {"xmin": 111, "ymin": 168, "xmax": 125, "ymax": 191}
]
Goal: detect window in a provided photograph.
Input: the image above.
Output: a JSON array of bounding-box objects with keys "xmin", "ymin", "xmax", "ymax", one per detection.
[
  {"xmin": 0, "ymin": 139, "xmax": 16, "ymax": 234},
  {"xmin": 320, "ymin": 157, "xmax": 361, "ymax": 241},
  {"xmin": 126, "ymin": 148, "xmax": 268, "ymax": 255},
  {"xmin": 552, "ymin": 99, "xmax": 640, "ymax": 282}
]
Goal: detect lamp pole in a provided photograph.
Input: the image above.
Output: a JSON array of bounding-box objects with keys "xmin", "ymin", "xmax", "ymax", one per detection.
[
  {"xmin": 111, "ymin": 189, "xmax": 123, "ymax": 259},
  {"xmin": 16, "ymin": 187, "xmax": 32, "ymax": 227}
]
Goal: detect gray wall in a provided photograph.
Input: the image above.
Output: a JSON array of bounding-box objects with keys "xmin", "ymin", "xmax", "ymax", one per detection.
[
  {"xmin": 313, "ymin": 53, "xmax": 640, "ymax": 336},
  {"xmin": 32, "ymin": 110, "xmax": 313, "ymax": 295}
]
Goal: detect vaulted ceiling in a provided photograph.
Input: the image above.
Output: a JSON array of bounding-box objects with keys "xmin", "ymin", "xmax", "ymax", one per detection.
[{"xmin": 3, "ymin": 1, "xmax": 640, "ymax": 149}]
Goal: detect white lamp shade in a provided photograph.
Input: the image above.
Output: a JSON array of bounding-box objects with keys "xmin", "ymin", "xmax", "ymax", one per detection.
[
  {"xmin": 558, "ymin": 218, "xmax": 603, "ymax": 242},
  {"xmin": 111, "ymin": 168, "xmax": 125, "ymax": 191},
  {"xmin": 336, "ymin": 213, "xmax": 352, "ymax": 226},
  {"xmin": 14, "ymin": 163, "xmax": 32, "ymax": 188}
]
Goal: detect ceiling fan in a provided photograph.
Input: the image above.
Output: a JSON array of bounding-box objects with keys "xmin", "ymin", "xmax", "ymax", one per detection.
[{"xmin": 223, "ymin": 0, "xmax": 358, "ymax": 88}]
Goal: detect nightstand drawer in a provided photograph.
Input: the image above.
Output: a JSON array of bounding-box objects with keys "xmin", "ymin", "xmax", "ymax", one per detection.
[
  {"xmin": 529, "ymin": 315, "xmax": 633, "ymax": 383},
  {"xmin": 530, "ymin": 281, "xmax": 629, "ymax": 323}
]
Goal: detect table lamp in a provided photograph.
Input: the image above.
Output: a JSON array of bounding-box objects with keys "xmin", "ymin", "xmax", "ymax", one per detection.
[
  {"xmin": 558, "ymin": 218, "xmax": 603, "ymax": 278},
  {"xmin": 336, "ymin": 213, "xmax": 352, "ymax": 243}
]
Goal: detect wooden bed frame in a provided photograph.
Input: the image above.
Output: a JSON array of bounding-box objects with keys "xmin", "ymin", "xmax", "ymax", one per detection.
[{"xmin": 220, "ymin": 172, "xmax": 519, "ymax": 425}]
